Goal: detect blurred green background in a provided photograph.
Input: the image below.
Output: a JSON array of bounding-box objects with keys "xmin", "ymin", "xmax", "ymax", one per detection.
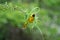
[{"xmin": 0, "ymin": 0, "xmax": 60, "ymax": 40}]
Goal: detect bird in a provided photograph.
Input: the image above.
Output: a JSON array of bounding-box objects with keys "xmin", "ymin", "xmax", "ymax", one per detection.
[
  {"xmin": 28, "ymin": 14, "xmax": 35, "ymax": 23},
  {"xmin": 22, "ymin": 14, "xmax": 35, "ymax": 29}
]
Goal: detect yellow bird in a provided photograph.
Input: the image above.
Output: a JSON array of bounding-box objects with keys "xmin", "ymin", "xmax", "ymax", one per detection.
[
  {"xmin": 28, "ymin": 14, "xmax": 35, "ymax": 23},
  {"xmin": 22, "ymin": 14, "xmax": 35, "ymax": 29}
]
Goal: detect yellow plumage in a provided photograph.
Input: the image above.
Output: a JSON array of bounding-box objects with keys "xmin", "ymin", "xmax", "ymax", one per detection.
[{"xmin": 22, "ymin": 14, "xmax": 35, "ymax": 29}]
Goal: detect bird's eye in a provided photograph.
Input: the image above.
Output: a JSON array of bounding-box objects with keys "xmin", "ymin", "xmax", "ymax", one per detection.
[{"xmin": 32, "ymin": 14, "xmax": 35, "ymax": 17}]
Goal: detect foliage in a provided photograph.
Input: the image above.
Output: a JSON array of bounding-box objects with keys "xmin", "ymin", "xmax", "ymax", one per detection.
[{"xmin": 0, "ymin": 0, "xmax": 60, "ymax": 40}]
